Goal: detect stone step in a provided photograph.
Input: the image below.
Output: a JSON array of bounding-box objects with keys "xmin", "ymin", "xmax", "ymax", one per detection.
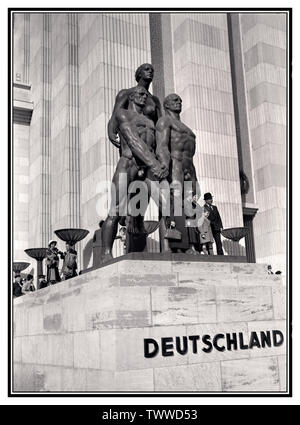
[
  {"xmin": 84, "ymin": 257, "xmax": 273, "ymax": 275},
  {"xmin": 15, "ymin": 260, "xmax": 282, "ymax": 303}
]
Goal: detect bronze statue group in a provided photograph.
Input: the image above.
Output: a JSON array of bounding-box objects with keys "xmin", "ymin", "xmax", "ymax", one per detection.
[
  {"xmin": 14, "ymin": 63, "xmax": 225, "ymax": 295},
  {"xmin": 100, "ymin": 63, "xmax": 224, "ymax": 262}
]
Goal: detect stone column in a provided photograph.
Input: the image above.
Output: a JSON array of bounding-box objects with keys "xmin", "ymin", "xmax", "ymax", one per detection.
[
  {"xmin": 28, "ymin": 13, "xmax": 52, "ymax": 249},
  {"xmin": 50, "ymin": 13, "xmax": 81, "ymax": 231},
  {"xmin": 148, "ymin": 13, "xmax": 176, "ymax": 253},
  {"xmin": 13, "ymin": 13, "xmax": 30, "ymax": 84},
  {"xmin": 240, "ymin": 13, "xmax": 287, "ymax": 270},
  {"xmin": 23, "ymin": 14, "xmax": 30, "ymax": 84},
  {"xmin": 67, "ymin": 13, "xmax": 81, "ymax": 228},
  {"xmin": 227, "ymin": 13, "xmax": 259, "ymax": 262},
  {"xmin": 13, "ymin": 13, "xmax": 32, "ymax": 262},
  {"xmin": 227, "ymin": 13, "xmax": 256, "ymax": 206},
  {"xmin": 149, "ymin": 13, "xmax": 175, "ymax": 100}
]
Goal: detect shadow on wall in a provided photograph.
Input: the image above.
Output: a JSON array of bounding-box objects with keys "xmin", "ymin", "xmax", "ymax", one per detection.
[
  {"xmin": 83, "ymin": 238, "xmax": 93, "ymax": 269},
  {"xmin": 223, "ymin": 239, "xmax": 246, "ymax": 256}
]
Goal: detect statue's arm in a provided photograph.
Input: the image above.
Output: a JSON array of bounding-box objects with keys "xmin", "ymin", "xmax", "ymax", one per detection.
[
  {"xmin": 155, "ymin": 117, "xmax": 171, "ymax": 171},
  {"xmin": 153, "ymin": 95, "xmax": 162, "ymax": 122},
  {"xmin": 107, "ymin": 89, "xmax": 129, "ymax": 146},
  {"xmin": 191, "ymin": 164, "xmax": 201, "ymax": 198}
]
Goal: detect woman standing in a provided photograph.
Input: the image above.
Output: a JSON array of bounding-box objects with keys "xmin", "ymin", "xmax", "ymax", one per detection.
[{"xmin": 46, "ymin": 240, "xmax": 62, "ymax": 285}]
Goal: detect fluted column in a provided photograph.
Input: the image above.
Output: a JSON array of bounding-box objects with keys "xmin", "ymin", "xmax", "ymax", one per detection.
[
  {"xmin": 13, "ymin": 13, "xmax": 31, "ymax": 262},
  {"xmin": 41, "ymin": 14, "xmax": 52, "ymax": 246},
  {"xmin": 240, "ymin": 13, "xmax": 287, "ymax": 270},
  {"xmin": 28, "ymin": 13, "xmax": 52, "ymax": 248},
  {"xmin": 50, "ymin": 13, "xmax": 81, "ymax": 231},
  {"xmin": 149, "ymin": 13, "xmax": 175, "ymax": 101},
  {"xmin": 67, "ymin": 13, "xmax": 81, "ymax": 228}
]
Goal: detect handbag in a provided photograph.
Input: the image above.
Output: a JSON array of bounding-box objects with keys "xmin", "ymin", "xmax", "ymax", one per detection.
[{"xmin": 165, "ymin": 227, "xmax": 182, "ymax": 241}]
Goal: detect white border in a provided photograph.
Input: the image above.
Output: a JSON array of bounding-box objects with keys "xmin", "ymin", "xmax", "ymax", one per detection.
[{"xmin": 1, "ymin": 0, "xmax": 298, "ymax": 406}]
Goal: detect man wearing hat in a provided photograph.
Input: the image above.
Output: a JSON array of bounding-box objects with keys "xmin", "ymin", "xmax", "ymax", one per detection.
[
  {"xmin": 203, "ymin": 193, "xmax": 224, "ymax": 255},
  {"xmin": 46, "ymin": 240, "xmax": 62, "ymax": 284}
]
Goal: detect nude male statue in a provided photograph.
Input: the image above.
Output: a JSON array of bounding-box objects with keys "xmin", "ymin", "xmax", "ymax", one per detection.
[
  {"xmin": 100, "ymin": 86, "xmax": 168, "ymax": 262},
  {"xmin": 156, "ymin": 93, "xmax": 199, "ymax": 192},
  {"xmin": 156, "ymin": 94, "xmax": 202, "ymax": 252}
]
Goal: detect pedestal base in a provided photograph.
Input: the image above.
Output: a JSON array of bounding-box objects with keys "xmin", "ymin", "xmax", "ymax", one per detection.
[{"xmin": 13, "ymin": 256, "xmax": 287, "ymax": 393}]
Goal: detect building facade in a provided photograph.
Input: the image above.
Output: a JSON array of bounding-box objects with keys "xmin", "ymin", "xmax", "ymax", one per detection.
[{"xmin": 12, "ymin": 11, "xmax": 287, "ymax": 272}]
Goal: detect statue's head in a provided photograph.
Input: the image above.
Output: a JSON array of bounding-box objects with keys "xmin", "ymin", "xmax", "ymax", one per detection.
[
  {"xmin": 135, "ymin": 63, "xmax": 154, "ymax": 82},
  {"xmin": 163, "ymin": 93, "xmax": 182, "ymax": 113},
  {"xmin": 129, "ymin": 86, "xmax": 148, "ymax": 107}
]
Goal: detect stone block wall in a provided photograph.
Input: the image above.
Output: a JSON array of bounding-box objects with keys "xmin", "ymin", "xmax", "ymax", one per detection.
[
  {"xmin": 241, "ymin": 13, "xmax": 287, "ymax": 271},
  {"xmin": 13, "ymin": 13, "xmax": 31, "ymax": 264},
  {"xmin": 13, "ymin": 121, "xmax": 30, "ymax": 263},
  {"xmin": 13, "ymin": 258, "xmax": 287, "ymax": 393}
]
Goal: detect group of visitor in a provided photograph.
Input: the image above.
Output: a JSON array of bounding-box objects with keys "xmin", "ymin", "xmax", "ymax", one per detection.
[
  {"xmin": 13, "ymin": 240, "xmax": 78, "ymax": 298},
  {"xmin": 169, "ymin": 192, "xmax": 224, "ymax": 256},
  {"xmin": 12, "ymin": 273, "xmax": 35, "ymax": 297}
]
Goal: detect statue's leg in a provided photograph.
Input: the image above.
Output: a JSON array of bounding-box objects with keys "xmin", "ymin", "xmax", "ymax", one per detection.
[
  {"xmin": 126, "ymin": 172, "xmax": 149, "ymax": 252},
  {"xmin": 145, "ymin": 177, "xmax": 171, "ymax": 252},
  {"xmin": 101, "ymin": 158, "xmax": 130, "ymax": 262},
  {"xmin": 189, "ymin": 164, "xmax": 200, "ymax": 198},
  {"xmin": 171, "ymin": 161, "xmax": 184, "ymax": 222},
  {"xmin": 127, "ymin": 178, "xmax": 149, "ymax": 234},
  {"xmin": 101, "ymin": 216, "xmax": 120, "ymax": 261}
]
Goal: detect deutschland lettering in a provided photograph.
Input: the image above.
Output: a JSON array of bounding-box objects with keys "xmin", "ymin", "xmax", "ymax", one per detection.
[{"xmin": 144, "ymin": 330, "xmax": 284, "ymax": 358}]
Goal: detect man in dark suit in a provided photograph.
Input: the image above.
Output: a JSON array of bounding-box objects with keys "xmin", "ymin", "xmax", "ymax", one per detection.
[{"xmin": 203, "ymin": 192, "xmax": 224, "ymax": 255}]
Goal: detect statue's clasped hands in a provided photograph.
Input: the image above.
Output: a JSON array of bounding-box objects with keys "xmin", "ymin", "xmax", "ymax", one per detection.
[{"xmin": 152, "ymin": 162, "xmax": 169, "ymax": 180}]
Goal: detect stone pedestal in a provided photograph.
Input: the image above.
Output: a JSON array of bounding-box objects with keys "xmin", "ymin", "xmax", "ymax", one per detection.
[{"xmin": 13, "ymin": 255, "xmax": 287, "ymax": 393}]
